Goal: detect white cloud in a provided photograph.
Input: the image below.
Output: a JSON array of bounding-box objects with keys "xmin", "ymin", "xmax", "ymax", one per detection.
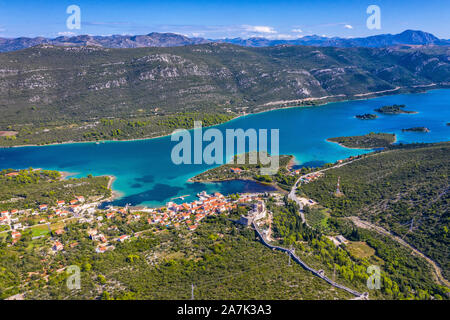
[
  {"xmin": 57, "ymin": 31, "xmax": 76, "ymax": 37},
  {"xmin": 291, "ymin": 28, "xmax": 303, "ymax": 33},
  {"xmin": 242, "ymin": 25, "xmax": 277, "ymax": 34},
  {"xmin": 344, "ymin": 24, "xmax": 353, "ymax": 29}
]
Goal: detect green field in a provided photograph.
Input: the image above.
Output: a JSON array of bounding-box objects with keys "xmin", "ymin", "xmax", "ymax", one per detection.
[
  {"xmin": 345, "ymin": 241, "xmax": 376, "ymax": 259},
  {"xmin": 30, "ymin": 225, "xmax": 50, "ymax": 237}
]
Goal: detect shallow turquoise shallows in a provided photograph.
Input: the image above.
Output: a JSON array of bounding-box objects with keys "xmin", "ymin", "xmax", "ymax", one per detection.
[{"xmin": 1, "ymin": 89, "xmax": 449, "ymax": 207}]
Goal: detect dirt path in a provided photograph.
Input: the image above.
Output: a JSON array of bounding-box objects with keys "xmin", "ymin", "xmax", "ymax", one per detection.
[{"xmin": 348, "ymin": 216, "xmax": 450, "ymax": 288}]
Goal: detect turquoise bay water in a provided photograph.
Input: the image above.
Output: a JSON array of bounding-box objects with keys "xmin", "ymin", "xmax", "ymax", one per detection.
[{"xmin": 1, "ymin": 89, "xmax": 449, "ymax": 207}]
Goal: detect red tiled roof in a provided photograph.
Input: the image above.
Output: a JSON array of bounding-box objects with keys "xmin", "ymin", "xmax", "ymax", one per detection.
[{"xmin": 6, "ymin": 172, "xmax": 19, "ymax": 177}]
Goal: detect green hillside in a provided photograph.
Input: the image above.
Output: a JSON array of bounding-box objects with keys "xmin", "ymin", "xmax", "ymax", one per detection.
[
  {"xmin": 300, "ymin": 142, "xmax": 450, "ymax": 280},
  {"xmin": 0, "ymin": 44, "xmax": 449, "ymax": 146}
]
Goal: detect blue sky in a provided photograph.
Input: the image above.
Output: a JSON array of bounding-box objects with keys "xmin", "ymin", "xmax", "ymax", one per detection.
[{"xmin": 0, "ymin": 0, "xmax": 449, "ymax": 39}]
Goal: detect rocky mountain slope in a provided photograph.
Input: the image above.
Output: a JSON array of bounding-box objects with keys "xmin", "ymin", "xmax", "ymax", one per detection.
[{"xmin": 0, "ymin": 43, "xmax": 448, "ymax": 126}]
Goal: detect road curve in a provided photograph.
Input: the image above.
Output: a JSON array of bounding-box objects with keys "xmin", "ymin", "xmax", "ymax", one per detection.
[{"xmin": 288, "ymin": 157, "xmax": 361, "ymax": 226}]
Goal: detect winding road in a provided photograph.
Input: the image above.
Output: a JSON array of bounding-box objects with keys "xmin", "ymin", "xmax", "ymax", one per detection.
[{"xmin": 288, "ymin": 157, "xmax": 361, "ymax": 225}]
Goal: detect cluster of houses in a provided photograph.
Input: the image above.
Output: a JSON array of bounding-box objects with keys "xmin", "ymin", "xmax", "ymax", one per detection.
[
  {"xmin": 0, "ymin": 209, "xmax": 20, "ymax": 228},
  {"xmin": 3, "ymin": 188, "xmax": 266, "ymax": 255},
  {"xmin": 0, "ymin": 195, "xmax": 99, "ymax": 243},
  {"xmin": 298, "ymin": 172, "xmax": 324, "ymax": 184},
  {"xmin": 1, "ymin": 210, "xmax": 24, "ymax": 243},
  {"xmin": 146, "ymin": 192, "xmax": 237, "ymax": 231},
  {"xmin": 86, "ymin": 228, "xmax": 117, "ymax": 253},
  {"xmin": 88, "ymin": 192, "xmax": 263, "ymax": 253},
  {"xmin": 5, "ymin": 172, "xmax": 20, "ymax": 177}
]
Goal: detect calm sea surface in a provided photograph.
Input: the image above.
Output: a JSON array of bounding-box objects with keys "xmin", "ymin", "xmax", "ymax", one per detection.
[{"xmin": 1, "ymin": 89, "xmax": 449, "ymax": 207}]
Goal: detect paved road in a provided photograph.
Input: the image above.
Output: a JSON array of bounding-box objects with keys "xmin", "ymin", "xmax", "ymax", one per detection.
[
  {"xmin": 288, "ymin": 157, "xmax": 360, "ymax": 226},
  {"xmin": 288, "ymin": 183, "xmax": 308, "ymax": 226}
]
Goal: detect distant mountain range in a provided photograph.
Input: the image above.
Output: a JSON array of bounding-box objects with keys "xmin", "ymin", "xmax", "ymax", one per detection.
[
  {"xmin": 0, "ymin": 32, "xmax": 210, "ymax": 52},
  {"xmin": 218, "ymin": 30, "xmax": 450, "ymax": 48},
  {"xmin": 0, "ymin": 30, "xmax": 448, "ymax": 52}
]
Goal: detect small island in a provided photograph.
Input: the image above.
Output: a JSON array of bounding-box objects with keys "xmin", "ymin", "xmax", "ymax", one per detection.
[
  {"xmin": 327, "ymin": 132, "xmax": 396, "ymax": 149},
  {"xmin": 355, "ymin": 113, "xmax": 378, "ymax": 120},
  {"xmin": 402, "ymin": 127, "xmax": 430, "ymax": 133},
  {"xmin": 374, "ymin": 104, "xmax": 417, "ymax": 114},
  {"xmin": 190, "ymin": 152, "xmax": 296, "ymax": 191}
]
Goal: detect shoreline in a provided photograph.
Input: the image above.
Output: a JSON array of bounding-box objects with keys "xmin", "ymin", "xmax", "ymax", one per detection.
[
  {"xmin": 59, "ymin": 171, "xmax": 78, "ymax": 180},
  {"xmin": 249, "ymin": 85, "xmax": 444, "ymax": 118},
  {"xmin": 102, "ymin": 175, "xmax": 123, "ymax": 203},
  {"xmin": 61, "ymin": 172, "xmax": 122, "ymax": 203},
  {"xmin": 286, "ymin": 156, "xmax": 298, "ymax": 170},
  {"xmin": 326, "ymin": 139, "xmax": 377, "ymax": 150},
  {"xmin": 189, "ymin": 177, "xmax": 286, "ymax": 193},
  {"xmin": 188, "ymin": 155, "xmax": 295, "ymax": 193},
  {"xmin": 325, "ymin": 134, "xmax": 398, "ymax": 150},
  {"xmin": 1, "ymin": 85, "xmax": 446, "ymax": 149},
  {"xmin": 0, "ymin": 87, "xmax": 443, "ymax": 209}
]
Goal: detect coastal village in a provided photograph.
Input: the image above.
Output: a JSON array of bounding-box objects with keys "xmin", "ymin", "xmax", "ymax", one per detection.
[
  {"xmin": 0, "ymin": 182, "xmax": 265, "ymax": 255},
  {"xmin": 1, "ymin": 148, "xmax": 444, "ymax": 301},
  {"xmin": 0, "ymin": 153, "xmax": 361, "ymax": 258}
]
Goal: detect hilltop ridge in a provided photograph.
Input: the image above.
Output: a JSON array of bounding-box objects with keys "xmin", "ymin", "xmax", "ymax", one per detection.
[
  {"xmin": 0, "ymin": 43, "xmax": 449, "ymax": 146},
  {"xmin": 0, "ymin": 30, "xmax": 448, "ymax": 53}
]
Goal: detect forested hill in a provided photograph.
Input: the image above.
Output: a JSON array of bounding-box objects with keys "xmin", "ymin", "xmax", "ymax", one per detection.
[
  {"xmin": 0, "ymin": 44, "xmax": 449, "ymax": 128},
  {"xmin": 300, "ymin": 142, "xmax": 450, "ymax": 280}
]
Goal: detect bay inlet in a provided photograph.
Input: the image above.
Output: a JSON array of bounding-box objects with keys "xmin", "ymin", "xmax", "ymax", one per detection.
[{"xmin": 1, "ymin": 89, "xmax": 449, "ymax": 207}]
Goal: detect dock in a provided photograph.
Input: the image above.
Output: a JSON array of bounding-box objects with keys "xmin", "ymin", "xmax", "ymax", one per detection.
[{"xmin": 170, "ymin": 195, "xmax": 190, "ymax": 201}]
